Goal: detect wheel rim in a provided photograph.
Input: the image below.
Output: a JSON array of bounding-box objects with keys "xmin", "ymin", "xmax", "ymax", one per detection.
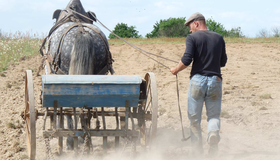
[
  {"xmin": 25, "ymin": 70, "xmax": 36, "ymax": 160},
  {"xmin": 141, "ymin": 72, "xmax": 158, "ymax": 148}
]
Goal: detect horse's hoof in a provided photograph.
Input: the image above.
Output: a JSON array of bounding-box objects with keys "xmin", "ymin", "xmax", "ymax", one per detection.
[
  {"xmin": 66, "ymin": 145, "xmax": 74, "ymax": 150},
  {"xmin": 78, "ymin": 136, "xmax": 84, "ymax": 144},
  {"xmin": 66, "ymin": 137, "xmax": 74, "ymax": 150}
]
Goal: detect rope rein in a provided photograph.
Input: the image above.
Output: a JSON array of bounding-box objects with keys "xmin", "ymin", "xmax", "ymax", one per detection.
[
  {"xmin": 71, "ymin": 10, "xmax": 179, "ymax": 66},
  {"xmin": 70, "ymin": 9, "xmax": 190, "ymax": 141},
  {"xmin": 55, "ymin": 9, "xmax": 190, "ymax": 141}
]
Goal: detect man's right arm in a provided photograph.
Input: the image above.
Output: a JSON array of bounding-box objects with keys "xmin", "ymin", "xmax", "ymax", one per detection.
[
  {"xmin": 181, "ymin": 35, "xmax": 194, "ymax": 66},
  {"xmin": 170, "ymin": 35, "xmax": 193, "ymax": 75},
  {"xmin": 220, "ymin": 39, "xmax": 227, "ymax": 67}
]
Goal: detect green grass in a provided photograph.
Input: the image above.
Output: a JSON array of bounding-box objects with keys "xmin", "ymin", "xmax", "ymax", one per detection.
[
  {"xmin": 0, "ymin": 38, "xmax": 41, "ymax": 72},
  {"xmin": 108, "ymin": 37, "xmax": 280, "ymax": 45},
  {"xmin": 108, "ymin": 37, "xmax": 187, "ymax": 45},
  {"xmin": 7, "ymin": 122, "xmax": 16, "ymax": 129},
  {"xmin": 259, "ymin": 94, "xmax": 272, "ymax": 99},
  {"xmin": 1, "ymin": 32, "xmax": 279, "ymax": 73},
  {"xmin": 259, "ymin": 107, "xmax": 268, "ymax": 110},
  {"xmin": 224, "ymin": 37, "xmax": 280, "ymax": 43},
  {"xmin": 220, "ymin": 110, "xmax": 231, "ymax": 118}
]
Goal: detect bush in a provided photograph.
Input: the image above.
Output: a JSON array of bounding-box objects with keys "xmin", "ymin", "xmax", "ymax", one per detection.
[
  {"xmin": 147, "ymin": 17, "xmax": 243, "ymax": 38},
  {"xmin": 146, "ymin": 17, "xmax": 190, "ymax": 38},
  {"xmin": 257, "ymin": 27, "xmax": 280, "ymax": 38},
  {"xmin": 206, "ymin": 18, "xmax": 244, "ymax": 38},
  {"xmin": 109, "ymin": 23, "xmax": 141, "ymax": 39},
  {"xmin": 226, "ymin": 27, "xmax": 244, "ymax": 38},
  {"xmin": 206, "ymin": 18, "xmax": 227, "ymax": 37},
  {"xmin": 257, "ymin": 29, "xmax": 269, "ymax": 37},
  {"xmin": 146, "ymin": 22, "xmax": 160, "ymax": 38},
  {"xmin": 271, "ymin": 27, "xmax": 280, "ymax": 37}
]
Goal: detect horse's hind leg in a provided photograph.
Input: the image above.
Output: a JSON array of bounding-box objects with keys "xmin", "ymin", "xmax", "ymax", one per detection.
[{"xmin": 66, "ymin": 115, "xmax": 74, "ymax": 150}]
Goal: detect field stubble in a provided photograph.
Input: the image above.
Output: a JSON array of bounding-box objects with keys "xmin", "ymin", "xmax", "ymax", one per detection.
[{"xmin": 0, "ymin": 37, "xmax": 280, "ymax": 159}]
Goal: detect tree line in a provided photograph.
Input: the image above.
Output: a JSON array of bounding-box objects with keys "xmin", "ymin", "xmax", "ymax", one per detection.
[{"xmin": 109, "ymin": 17, "xmax": 280, "ymax": 39}]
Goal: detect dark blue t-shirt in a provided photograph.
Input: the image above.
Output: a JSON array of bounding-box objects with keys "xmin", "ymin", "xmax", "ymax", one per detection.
[{"xmin": 181, "ymin": 30, "xmax": 227, "ymax": 79}]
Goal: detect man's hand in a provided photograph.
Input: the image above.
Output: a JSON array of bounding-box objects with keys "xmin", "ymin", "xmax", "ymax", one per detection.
[
  {"xmin": 170, "ymin": 61, "xmax": 188, "ymax": 75},
  {"xmin": 170, "ymin": 67, "xmax": 178, "ymax": 75}
]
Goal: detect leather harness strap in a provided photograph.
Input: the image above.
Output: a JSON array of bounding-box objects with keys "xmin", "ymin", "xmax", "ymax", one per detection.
[
  {"xmin": 52, "ymin": 23, "xmax": 113, "ymax": 75},
  {"xmin": 40, "ymin": 10, "xmax": 74, "ymax": 56},
  {"xmin": 40, "ymin": 9, "xmax": 114, "ymax": 75}
]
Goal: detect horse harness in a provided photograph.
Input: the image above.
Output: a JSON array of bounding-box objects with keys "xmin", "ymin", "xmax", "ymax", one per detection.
[{"xmin": 40, "ymin": 9, "xmax": 114, "ymax": 75}]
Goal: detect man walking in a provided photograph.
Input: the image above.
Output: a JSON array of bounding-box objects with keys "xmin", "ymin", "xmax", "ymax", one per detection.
[{"xmin": 170, "ymin": 12, "xmax": 227, "ymax": 156}]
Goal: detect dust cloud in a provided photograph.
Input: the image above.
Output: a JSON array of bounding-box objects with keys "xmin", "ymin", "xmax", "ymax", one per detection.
[{"xmin": 1, "ymin": 43, "xmax": 280, "ymax": 159}]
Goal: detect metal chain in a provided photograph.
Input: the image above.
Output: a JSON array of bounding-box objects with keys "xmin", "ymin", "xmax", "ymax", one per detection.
[
  {"xmin": 121, "ymin": 137, "xmax": 130, "ymax": 153},
  {"xmin": 79, "ymin": 135, "xmax": 89, "ymax": 159},
  {"xmin": 120, "ymin": 136, "xmax": 137, "ymax": 157},
  {"xmin": 44, "ymin": 137, "xmax": 55, "ymax": 160},
  {"xmin": 79, "ymin": 126, "xmax": 92, "ymax": 159},
  {"xmin": 131, "ymin": 139, "xmax": 136, "ymax": 156},
  {"xmin": 44, "ymin": 130, "xmax": 56, "ymax": 160}
]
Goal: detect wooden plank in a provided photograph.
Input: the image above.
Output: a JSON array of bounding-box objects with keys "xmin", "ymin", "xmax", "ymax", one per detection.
[
  {"xmin": 103, "ymin": 137, "xmax": 107, "ymax": 153},
  {"xmin": 41, "ymin": 75, "xmax": 142, "ymax": 84},
  {"xmin": 43, "ymin": 95, "xmax": 140, "ymax": 108},
  {"xmin": 125, "ymin": 101, "xmax": 129, "ymax": 131},
  {"xmin": 101, "ymin": 107, "xmax": 106, "ymax": 130},
  {"xmin": 42, "ymin": 84, "xmax": 140, "ymax": 107},
  {"xmin": 58, "ymin": 137, "xmax": 63, "ymax": 154},
  {"xmin": 43, "ymin": 58, "xmax": 52, "ymax": 75},
  {"xmin": 41, "ymin": 75, "xmax": 143, "ymax": 108},
  {"xmin": 74, "ymin": 137, "xmax": 78, "ymax": 154},
  {"xmin": 43, "ymin": 130, "xmax": 139, "ymax": 137},
  {"xmin": 53, "ymin": 101, "xmax": 57, "ymax": 129},
  {"xmin": 73, "ymin": 108, "xmax": 77, "ymax": 130},
  {"xmin": 43, "ymin": 84, "xmax": 140, "ymax": 96},
  {"xmin": 115, "ymin": 108, "xmax": 119, "ymax": 129},
  {"xmin": 50, "ymin": 115, "xmax": 53, "ymax": 129},
  {"xmin": 26, "ymin": 70, "xmax": 36, "ymax": 160},
  {"xmin": 115, "ymin": 137, "xmax": 120, "ymax": 149},
  {"xmin": 58, "ymin": 107, "xmax": 63, "ymax": 155},
  {"xmin": 36, "ymin": 111, "xmax": 152, "ymax": 120}
]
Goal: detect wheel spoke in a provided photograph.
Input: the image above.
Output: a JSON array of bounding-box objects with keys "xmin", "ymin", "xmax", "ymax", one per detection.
[
  {"xmin": 26, "ymin": 120, "xmax": 30, "ymax": 132},
  {"xmin": 25, "ymin": 70, "xmax": 36, "ymax": 160},
  {"xmin": 141, "ymin": 73, "xmax": 158, "ymax": 148},
  {"xmin": 145, "ymin": 122, "xmax": 153, "ymax": 144},
  {"xmin": 146, "ymin": 83, "xmax": 151, "ymax": 96},
  {"xmin": 145, "ymin": 81, "xmax": 152, "ymax": 112},
  {"xmin": 145, "ymin": 98, "xmax": 152, "ymax": 112}
]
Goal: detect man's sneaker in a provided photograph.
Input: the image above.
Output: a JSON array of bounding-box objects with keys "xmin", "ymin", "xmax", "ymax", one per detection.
[{"xmin": 208, "ymin": 133, "xmax": 219, "ymax": 156}]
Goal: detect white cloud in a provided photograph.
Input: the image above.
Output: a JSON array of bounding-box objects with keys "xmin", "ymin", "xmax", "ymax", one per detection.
[
  {"xmin": 219, "ymin": 12, "xmax": 246, "ymax": 19},
  {"xmin": 1, "ymin": 0, "xmax": 280, "ymax": 38},
  {"xmin": 0, "ymin": 0, "xmax": 16, "ymax": 12},
  {"xmin": 274, "ymin": 8, "xmax": 280, "ymax": 14},
  {"xmin": 28, "ymin": 2, "xmax": 57, "ymax": 12},
  {"xmin": 153, "ymin": 1, "xmax": 183, "ymax": 16}
]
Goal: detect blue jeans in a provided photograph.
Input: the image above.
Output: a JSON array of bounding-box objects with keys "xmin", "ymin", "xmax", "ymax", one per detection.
[{"xmin": 188, "ymin": 74, "xmax": 222, "ymax": 152}]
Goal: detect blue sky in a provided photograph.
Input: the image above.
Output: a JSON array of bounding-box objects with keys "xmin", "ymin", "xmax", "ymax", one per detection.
[{"xmin": 0, "ymin": 0, "xmax": 280, "ymax": 38}]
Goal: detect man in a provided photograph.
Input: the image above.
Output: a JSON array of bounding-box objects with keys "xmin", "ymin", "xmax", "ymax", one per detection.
[{"xmin": 170, "ymin": 12, "xmax": 227, "ymax": 156}]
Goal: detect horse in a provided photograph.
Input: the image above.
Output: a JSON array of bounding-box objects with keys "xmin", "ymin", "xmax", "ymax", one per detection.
[{"xmin": 40, "ymin": 0, "xmax": 114, "ymax": 150}]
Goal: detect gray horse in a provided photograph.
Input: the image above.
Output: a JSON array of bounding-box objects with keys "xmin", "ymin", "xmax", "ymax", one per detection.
[{"xmin": 41, "ymin": 0, "xmax": 114, "ymax": 150}]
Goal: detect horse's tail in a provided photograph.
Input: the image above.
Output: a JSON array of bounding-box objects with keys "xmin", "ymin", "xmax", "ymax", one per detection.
[{"xmin": 69, "ymin": 31, "xmax": 95, "ymax": 75}]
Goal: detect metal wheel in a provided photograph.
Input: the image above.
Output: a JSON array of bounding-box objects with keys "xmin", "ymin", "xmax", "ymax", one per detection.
[
  {"xmin": 140, "ymin": 72, "xmax": 158, "ymax": 148},
  {"xmin": 25, "ymin": 70, "xmax": 36, "ymax": 160}
]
